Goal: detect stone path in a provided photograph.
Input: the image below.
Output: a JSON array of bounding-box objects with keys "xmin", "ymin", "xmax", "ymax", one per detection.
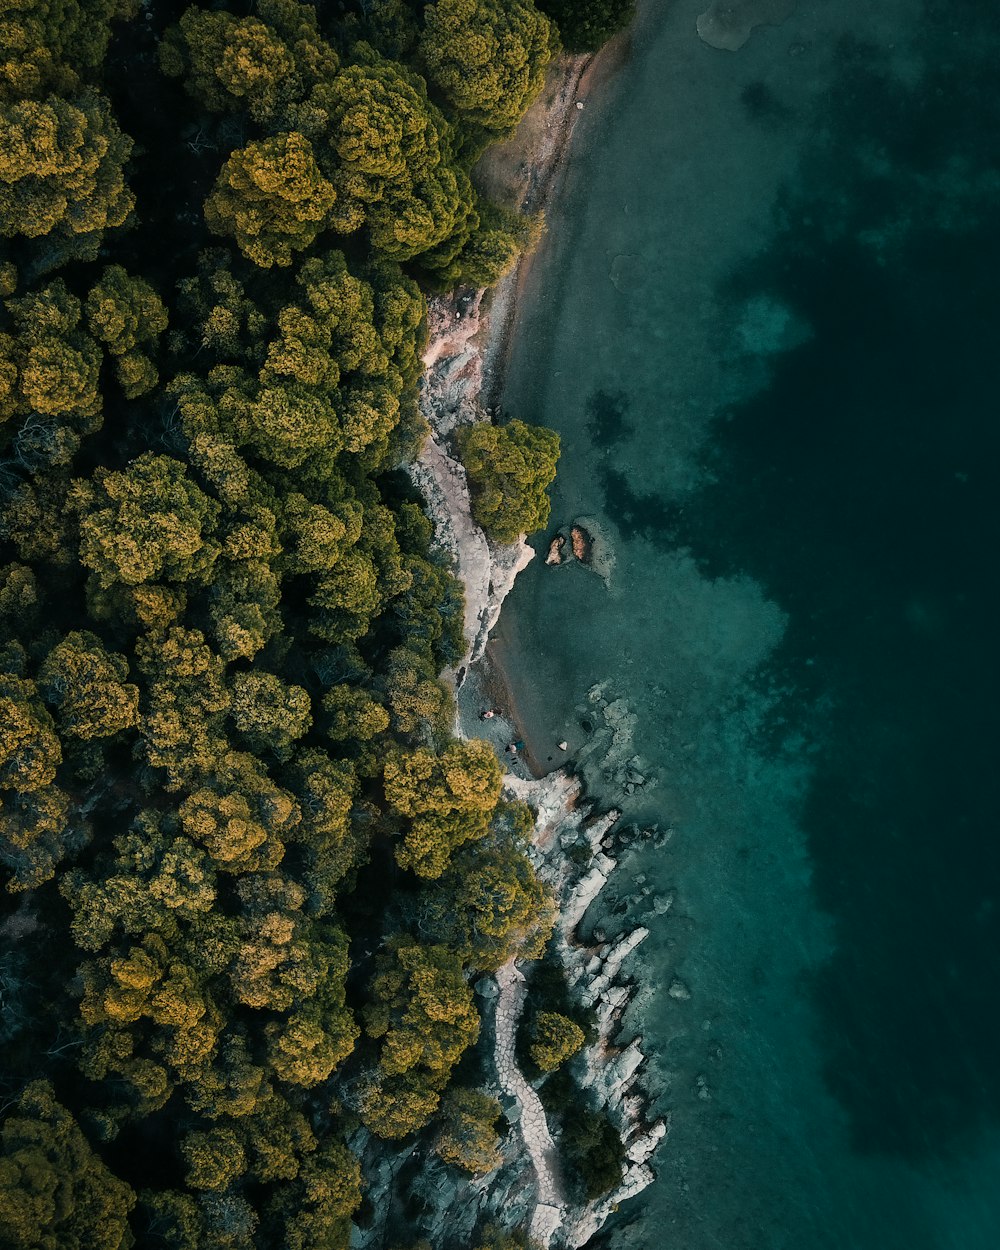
[{"xmin": 494, "ymin": 959, "xmax": 566, "ymax": 1245}]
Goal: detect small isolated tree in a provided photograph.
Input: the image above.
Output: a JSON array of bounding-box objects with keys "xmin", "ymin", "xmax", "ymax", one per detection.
[
  {"xmin": 434, "ymin": 1087, "xmax": 502, "ymax": 1174},
  {"xmin": 204, "ymin": 132, "xmax": 336, "ymax": 268},
  {"xmin": 529, "ymin": 1010, "xmax": 584, "ymax": 1072},
  {"xmin": 456, "ymin": 418, "xmax": 559, "ymax": 543}
]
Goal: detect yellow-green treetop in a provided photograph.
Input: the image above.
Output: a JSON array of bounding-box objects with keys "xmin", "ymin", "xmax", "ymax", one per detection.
[
  {"xmin": 63, "ymin": 814, "xmax": 217, "ymax": 951},
  {"xmin": 0, "ymin": 1081, "xmax": 136, "ymax": 1250},
  {"xmin": 1, "ymin": 281, "xmax": 102, "ymax": 461},
  {"xmin": 420, "ymin": 0, "xmax": 555, "ymax": 133},
  {"xmin": 384, "ymin": 739, "xmax": 503, "ymax": 877},
  {"xmin": 315, "ymin": 59, "xmax": 473, "ymax": 262},
  {"xmin": 264, "ymin": 1000, "xmax": 359, "ymax": 1087},
  {"xmin": 0, "ymin": 91, "xmax": 133, "ymax": 256},
  {"xmin": 274, "ymin": 1139, "xmax": 362, "ymax": 1250},
  {"xmin": 434, "ymin": 1087, "xmax": 503, "ymax": 1174},
  {"xmin": 365, "ymin": 942, "xmax": 479, "ymax": 1079},
  {"xmin": 428, "ymin": 844, "xmax": 555, "ymax": 969},
  {"xmin": 75, "ymin": 454, "xmax": 222, "ymax": 589},
  {"xmin": 0, "ymin": 782, "xmax": 71, "ymax": 891},
  {"xmin": 0, "ymin": 0, "xmax": 137, "ymax": 99},
  {"xmin": 160, "ymin": 0, "xmax": 338, "ymax": 128},
  {"xmin": 0, "ymin": 671, "xmax": 61, "ymax": 792},
  {"xmin": 38, "ymin": 630, "xmax": 139, "ymax": 740},
  {"xmin": 204, "ymin": 131, "xmax": 337, "ymax": 268},
  {"xmin": 456, "ymin": 417, "xmax": 560, "ymax": 544},
  {"xmin": 228, "ymin": 670, "xmax": 311, "ymax": 761},
  {"xmin": 85, "ymin": 266, "xmax": 168, "ymax": 397},
  {"xmin": 529, "ymin": 1010, "xmax": 585, "ymax": 1071},
  {"xmin": 356, "ymin": 1071, "xmax": 443, "ymax": 1141},
  {"xmin": 181, "ymin": 1126, "xmax": 246, "ymax": 1192}
]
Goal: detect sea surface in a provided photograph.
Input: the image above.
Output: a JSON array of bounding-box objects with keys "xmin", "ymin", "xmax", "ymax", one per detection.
[{"xmin": 493, "ymin": 0, "xmax": 1000, "ymax": 1245}]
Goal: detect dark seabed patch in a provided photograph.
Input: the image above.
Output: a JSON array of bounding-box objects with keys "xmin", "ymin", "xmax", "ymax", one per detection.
[
  {"xmin": 678, "ymin": 18, "xmax": 1000, "ymax": 1170},
  {"xmin": 586, "ymin": 387, "xmax": 636, "ymax": 448}
]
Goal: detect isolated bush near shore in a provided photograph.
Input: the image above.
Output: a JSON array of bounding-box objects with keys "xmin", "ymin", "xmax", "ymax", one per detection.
[{"xmin": 457, "ymin": 418, "xmax": 561, "ymax": 543}]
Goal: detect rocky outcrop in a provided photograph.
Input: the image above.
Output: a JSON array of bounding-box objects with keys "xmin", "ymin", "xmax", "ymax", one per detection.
[
  {"xmin": 569, "ymin": 524, "xmax": 592, "ymax": 563},
  {"xmin": 502, "ymin": 769, "xmax": 666, "ymax": 1248},
  {"xmin": 410, "ymin": 289, "xmax": 536, "ymax": 682},
  {"xmin": 545, "ymin": 534, "xmax": 566, "ymax": 565}
]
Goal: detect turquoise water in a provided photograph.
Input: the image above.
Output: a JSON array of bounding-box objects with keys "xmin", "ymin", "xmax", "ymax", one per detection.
[{"xmin": 495, "ymin": 0, "xmax": 1000, "ymax": 1245}]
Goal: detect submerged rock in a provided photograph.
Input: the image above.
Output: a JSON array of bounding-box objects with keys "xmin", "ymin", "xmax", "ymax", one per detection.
[{"xmin": 696, "ymin": 0, "xmax": 796, "ymax": 52}]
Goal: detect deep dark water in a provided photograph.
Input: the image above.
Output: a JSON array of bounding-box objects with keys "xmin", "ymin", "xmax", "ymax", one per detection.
[{"xmin": 667, "ymin": 25, "xmax": 1000, "ymax": 1169}]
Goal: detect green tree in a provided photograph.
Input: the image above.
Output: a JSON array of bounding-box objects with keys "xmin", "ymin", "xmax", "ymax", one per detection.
[
  {"xmin": 85, "ymin": 266, "xmax": 168, "ymax": 397},
  {"xmin": 434, "ymin": 1087, "xmax": 502, "ymax": 1173},
  {"xmin": 315, "ymin": 59, "xmax": 473, "ymax": 263},
  {"xmin": 1, "ymin": 280, "xmax": 103, "ymax": 463},
  {"xmin": 0, "ymin": 672, "xmax": 61, "ymax": 792},
  {"xmin": 427, "ymin": 844, "xmax": 555, "ymax": 969},
  {"xmin": 160, "ymin": 1, "xmax": 339, "ymax": 128},
  {"xmin": 269, "ymin": 1139, "xmax": 361, "ymax": 1250},
  {"xmin": 456, "ymin": 418, "xmax": 559, "ymax": 543},
  {"xmin": 265, "ymin": 1002, "xmax": 358, "ymax": 1088},
  {"xmin": 383, "ymin": 740, "xmax": 502, "ymax": 878},
  {"xmin": 204, "ymin": 132, "xmax": 337, "ymax": 269},
  {"xmin": 63, "ymin": 813, "xmax": 217, "ymax": 950},
  {"xmin": 181, "ymin": 1127, "xmax": 246, "ymax": 1192},
  {"xmin": 356, "ymin": 1071, "xmax": 442, "ymax": 1140},
  {"xmin": 561, "ymin": 1105, "xmax": 625, "ymax": 1199},
  {"xmin": 38, "ymin": 630, "xmax": 139, "ymax": 739},
  {"xmin": 322, "ymin": 685, "xmax": 389, "ymax": 743},
  {"xmin": 363, "ymin": 942, "xmax": 479, "ymax": 1090},
  {"xmin": 0, "ymin": 783, "xmax": 71, "ymax": 891},
  {"xmin": 74, "ymin": 454, "xmax": 221, "ymax": 588},
  {"xmin": 0, "ymin": 1081, "xmax": 135, "ymax": 1249},
  {"xmin": 0, "ymin": 91, "xmax": 133, "ymax": 259},
  {"xmin": 229, "ymin": 671, "xmax": 311, "ymax": 761},
  {"xmin": 419, "ymin": 0, "xmax": 555, "ymax": 134},
  {"xmin": 0, "ymin": 0, "xmax": 137, "ymax": 95},
  {"xmin": 529, "ymin": 1011, "xmax": 584, "ymax": 1072}
]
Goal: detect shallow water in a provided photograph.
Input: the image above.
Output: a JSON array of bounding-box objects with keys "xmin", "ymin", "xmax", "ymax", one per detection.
[{"xmin": 495, "ymin": 0, "xmax": 1000, "ymax": 1245}]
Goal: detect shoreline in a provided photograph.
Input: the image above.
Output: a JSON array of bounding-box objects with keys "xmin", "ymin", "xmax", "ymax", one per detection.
[
  {"xmin": 410, "ymin": 27, "xmax": 664, "ymax": 1250},
  {"xmin": 478, "ymin": 30, "xmax": 635, "ymax": 414}
]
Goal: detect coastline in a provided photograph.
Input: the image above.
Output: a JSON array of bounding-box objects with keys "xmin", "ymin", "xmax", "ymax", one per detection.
[{"xmin": 409, "ymin": 30, "xmax": 664, "ymax": 1250}]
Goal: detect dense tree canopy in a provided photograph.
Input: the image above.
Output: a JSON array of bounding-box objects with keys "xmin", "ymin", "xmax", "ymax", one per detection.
[
  {"xmin": 535, "ymin": 0, "xmax": 635, "ymax": 52},
  {"xmin": 0, "ymin": 0, "xmax": 609, "ymax": 1240}
]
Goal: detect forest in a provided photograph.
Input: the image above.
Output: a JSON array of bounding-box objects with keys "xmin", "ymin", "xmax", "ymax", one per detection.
[{"xmin": 0, "ymin": 1, "xmax": 632, "ymax": 1247}]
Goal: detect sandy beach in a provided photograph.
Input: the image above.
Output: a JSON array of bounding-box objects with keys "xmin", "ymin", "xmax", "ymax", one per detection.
[{"xmin": 452, "ymin": 32, "xmax": 634, "ymax": 777}]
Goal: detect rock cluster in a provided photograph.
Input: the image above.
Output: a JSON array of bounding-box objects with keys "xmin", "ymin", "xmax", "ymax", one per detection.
[{"xmin": 503, "ymin": 769, "xmax": 667, "ymax": 1248}]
